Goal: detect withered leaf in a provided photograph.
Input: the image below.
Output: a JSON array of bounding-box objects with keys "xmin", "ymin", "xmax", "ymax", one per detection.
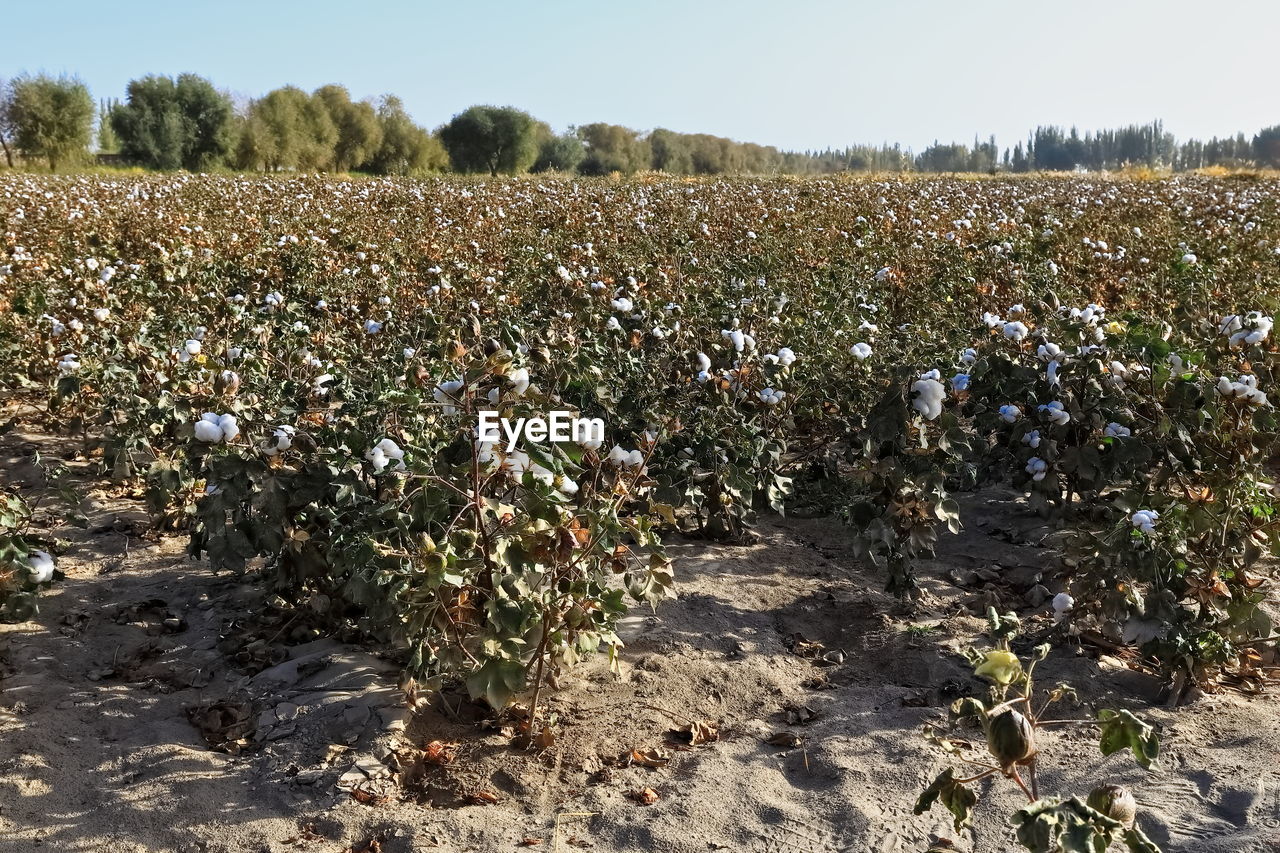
[
  {"xmin": 627, "ymin": 747, "xmax": 671, "ymax": 768},
  {"xmin": 670, "ymin": 720, "xmax": 719, "ymax": 746},
  {"xmin": 632, "ymin": 787, "xmax": 660, "ymax": 805}
]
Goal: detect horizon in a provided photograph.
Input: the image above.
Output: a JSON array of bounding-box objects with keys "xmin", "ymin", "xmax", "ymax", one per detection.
[{"xmin": 6, "ymin": 0, "xmax": 1278, "ymax": 154}]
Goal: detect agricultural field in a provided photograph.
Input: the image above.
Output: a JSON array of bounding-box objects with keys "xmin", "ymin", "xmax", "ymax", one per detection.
[{"xmin": 2, "ymin": 172, "xmax": 1280, "ymax": 852}]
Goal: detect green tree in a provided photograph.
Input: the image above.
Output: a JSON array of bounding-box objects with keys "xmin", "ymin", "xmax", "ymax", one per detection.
[
  {"xmin": 237, "ymin": 86, "xmax": 336, "ymax": 172},
  {"xmin": 532, "ymin": 129, "xmax": 585, "ymax": 173},
  {"xmin": 110, "ymin": 75, "xmax": 233, "ymax": 170},
  {"xmin": 0, "ymin": 79, "xmax": 15, "ymax": 168},
  {"xmin": 315, "ymin": 85, "xmax": 382, "ymax": 172},
  {"xmin": 1253, "ymin": 126, "xmax": 1280, "ymax": 169},
  {"xmin": 96, "ymin": 98, "xmax": 121, "ymax": 154},
  {"xmin": 439, "ymin": 105, "xmax": 539, "ymax": 176},
  {"xmin": 6, "ymin": 73, "xmax": 94, "ymax": 170},
  {"xmin": 363, "ymin": 95, "xmax": 446, "ymax": 175},
  {"xmin": 649, "ymin": 128, "xmax": 693, "ymax": 174},
  {"xmin": 577, "ymin": 123, "xmax": 649, "ymax": 175}
]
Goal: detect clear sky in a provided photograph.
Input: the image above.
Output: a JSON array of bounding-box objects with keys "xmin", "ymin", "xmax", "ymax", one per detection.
[{"xmin": 7, "ymin": 0, "xmax": 1278, "ymax": 153}]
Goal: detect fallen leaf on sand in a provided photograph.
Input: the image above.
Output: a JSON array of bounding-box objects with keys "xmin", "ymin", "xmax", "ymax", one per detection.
[
  {"xmin": 627, "ymin": 747, "xmax": 671, "ymax": 768},
  {"xmin": 632, "ymin": 787, "xmax": 660, "ymax": 805},
  {"xmin": 670, "ymin": 719, "xmax": 719, "ymax": 746}
]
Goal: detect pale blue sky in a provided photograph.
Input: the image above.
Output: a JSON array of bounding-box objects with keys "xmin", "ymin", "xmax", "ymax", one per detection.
[{"xmin": 8, "ymin": 0, "xmax": 1278, "ymax": 152}]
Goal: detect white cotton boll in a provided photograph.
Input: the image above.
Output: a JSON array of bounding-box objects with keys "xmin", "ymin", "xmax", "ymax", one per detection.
[
  {"xmin": 1025, "ymin": 457, "xmax": 1048, "ymax": 481},
  {"xmin": 509, "ymin": 367, "xmax": 530, "ymax": 396},
  {"xmin": 911, "ymin": 376, "xmax": 945, "ymax": 420},
  {"xmin": 605, "ymin": 316, "xmax": 621, "ymax": 331},
  {"xmin": 184, "ymin": 339, "xmax": 202, "ymax": 356},
  {"xmin": 28, "ymin": 549, "xmax": 56, "ymax": 584},
  {"xmin": 434, "ymin": 380, "xmax": 464, "ymax": 415},
  {"xmin": 1104, "ymin": 422, "xmax": 1131, "ymax": 438},
  {"xmin": 1052, "ymin": 592, "xmax": 1074, "ymax": 623},
  {"xmin": 777, "ymin": 347, "xmax": 796, "ymax": 366},
  {"xmin": 951, "ymin": 373, "xmax": 970, "ymax": 392},
  {"xmin": 1182, "ymin": 253, "xmax": 1198, "ymax": 265},
  {"xmin": 1022, "ymin": 429, "xmax": 1041, "ymax": 449},
  {"xmin": 217, "ymin": 414, "xmax": 239, "ymax": 442},
  {"xmin": 194, "ymin": 414, "xmax": 224, "ymax": 443},
  {"xmin": 850, "ymin": 342, "xmax": 872, "ymax": 360},
  {"xmin": 696, "ymin": 352, "xmax": 711, "ymax": 372},
  {"xmin": 859, "ymin": 319, "xmax": 879, "ymax": 334},
  {"xmin": 721, "ymin": 329, "xmax": 746, "ymax": 352},
  {"xmin": 999, "ymin": 404, "xmax": 1021, "ymax": 424},
  {"xmin": 1167, "ymin": 352, "xmax": 1183, "ymax": 372},
  {"xmin": 651, "ymin": 326, "xmax": 666, "ymax": 339},
  {"xmin": 960, "ymin": 347, "xmax": 977, "ymax": 365},
  {"xmin": 611, "ymin": 297, "xmax": 633, "ymax": 312},
  {"xmin": 758, "ymin": 388, "xmax": 786, "ymax": 406},
  {"xmin": 57, "ymin": 354, "xmax": 81, "ymax": 375},
  {"xmin": 364, "ymin": 319, "xmax": 383, "ymax": 335},
  {"xmin": 368, "ymin": 438, "xmax": 406, "ymax": 472},
  {"xmin": 1037, "ymin": 342, "xmax": 1062, "ymax": 361},
  {"xmin": 93, "ymin": 308, "xmax": 110, "ymax": 322},
  {"xmin": 983, "ymin": 312, "xmax": 1003, "ymax": 329},
  {"xmin": 1003, "ymin": 321, "xmax": 1029, "ymax": 341},
  {"xmin": 1039, "ymin": 401, "xmax": 1070, "ymax": 426},
  {"xmin": 1131, "ymin": 509, "xmax": 1159, "ymax": 534}
]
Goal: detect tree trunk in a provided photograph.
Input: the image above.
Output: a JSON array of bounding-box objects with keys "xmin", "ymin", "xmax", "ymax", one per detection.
[{"xmin": 0, "ymin": 133, "xmax": 12, "ymax": 168}]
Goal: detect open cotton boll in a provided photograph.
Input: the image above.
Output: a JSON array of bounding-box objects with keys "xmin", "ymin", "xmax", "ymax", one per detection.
[
  {"xmin": 982, "ymin": 312, "xmax": 1003, "ymax": 329},
  {"xmin": 217, "ymin": 414, "xmax": 240, "ymax": 442},
  {"xmin": 1025, "ymin": 457, "xmax": 1048, "ymax": 481},
  {"xmin": 695, "ymin": 352, "xmax": 712, "ymax": 372},
  {"xmin": 508, "ymin": 367, "xmax": 530, "ymax": 396},
  {"xmin": 998, "ymin": 404, "xmax": 1021, "ymax": 423},
  {"xmin": 194, "ymin": 413, "xmax": 225, "ymax": 443},
  {"xmin": 1002, "ymin": 321, "xmax": 1029, "ymax": 341},
  {"xmin": 1182, "ymin": 253, "xmax": 1198, "ymax": 265},
  {"xmin": 1104, "ymin": 422, "xmax": 1131, "ymax": 438},
  {"xmin": 367, "ymin": 438, "xmax": 406, "ymax": 472},
  {"xmin": 1037, "ymin": 342, "xmax": 1063, "ymax": 361},
  {"xmin": 721, "ymin": 329, "xmax": 746, "ymax": 352},
  {"xmin": 757, "ymin": 387, "xmax": 786, "ymax": 406},
  {"xmin": 263, "ymin": 425, "xmax": 295, "ymax": 456},
  {"xmin": 1038, "ymin": 401, "xmax": 1070, "ymax": 426},
  {"xmin": 364, "ymin": 319, "xmax": 383, "ymax": 334},
  {"xmin": 57, "ymin": 354, "xmax": 81, "ymax": 375},
  {"xmin": 28, "ymin": 549, "xmax": 56, "ymax": 584},
  {"xmin": 911, "ymin": 374, "xmax": 945, "ymax": 420},
  {"xmin": 1052, "ymin": 592, "xmax": 1074, "ymax": 623},
  {"xmin": 93, "ymin": 307, "xmax": 110, "ymax": 322},
  {"xmin": 950, "ymin": 373, "xmax": 970, "ymax": 392},
  {"xmin": 434, "ymin": 380, "xmax": 465, "ymax": 415},
  {"xmin": 1131, "ymin": 509, "xmax": 1159, "ymax": 534},
  {"xmin": 850, "ymin": 342, "xmax": 872, "ymax": 360},
  {"xmin": 960, "ymin": 347, "xmax": 977, "ymax": 364},
  {"xmin": 1022, "ymin": 429, "xmax": 1041, "ymax": 449},
  {"xmin": 605, "ymin": 316, "xmax": 621, "ymax": 331}
]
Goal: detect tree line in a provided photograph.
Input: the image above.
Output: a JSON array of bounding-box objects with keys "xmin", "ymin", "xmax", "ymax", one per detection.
[{"xmin": 1, "ymin": 73, "xmax": 1278, "ymax": 176}]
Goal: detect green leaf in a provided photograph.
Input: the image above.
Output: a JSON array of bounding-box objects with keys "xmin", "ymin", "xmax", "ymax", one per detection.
[
  {"xmin": 464, "ymin": 657, "xmax": 527, "ymax": 709},
  {"xmin": 1098, "ymin": 709, "xmax": 1160, "ymax": 769},
  {"xmin": 914, "ymin": 768, "xmax": 978, "ymax": 830}
]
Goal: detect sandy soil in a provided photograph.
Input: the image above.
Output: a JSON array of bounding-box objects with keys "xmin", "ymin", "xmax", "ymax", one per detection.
[{"xmin": 2, "ymin": 426, "xmax": 1278, "ymax": 853}]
